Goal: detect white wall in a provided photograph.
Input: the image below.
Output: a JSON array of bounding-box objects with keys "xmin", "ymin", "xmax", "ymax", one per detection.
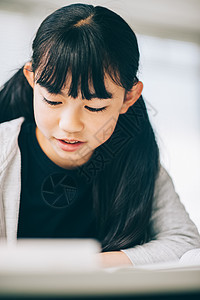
[
  {"xmin": 0, "ymin": 1, "xmax": 200, "ymax": 232},
  {"xmin": 138, "ymin": 35, "xmax": 200, "ymax": 232}
]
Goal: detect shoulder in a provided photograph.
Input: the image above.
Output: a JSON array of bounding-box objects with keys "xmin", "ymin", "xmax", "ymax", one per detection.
[
  {"xmin": 153, "ymin": 164, "xmax": 177, "ymax": 205},
  {"xmin": 0, "ymin": 117, "xmax": 25, "ymax": 167},
  {"xmin": 0, "ymin": 117, "xmax": 25, "ymax": 149},
  {"xmin": 151, "ymin": 163, "xmax": 184, "ymax": 225},
  {"xmin": 150, "ymin": 163, "xmax": 200, "ymax": 247},
  {"xmin": 0, "ymin": 117, "xmax": 25, "ymax": 141},
  {"xmin": 152, "ymin": 163, "xmax": 195, "ymax": 232}
]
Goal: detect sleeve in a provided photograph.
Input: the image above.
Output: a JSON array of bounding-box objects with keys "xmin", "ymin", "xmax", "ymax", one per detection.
[{"xmin": 121, "ymin": 165, "xmax": 200, "ymax": 266}]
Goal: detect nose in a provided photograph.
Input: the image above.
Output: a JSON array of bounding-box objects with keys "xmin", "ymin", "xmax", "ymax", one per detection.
[{"xmin": 59, "ymin": 105, "xmax": 84, "ymax": 133}]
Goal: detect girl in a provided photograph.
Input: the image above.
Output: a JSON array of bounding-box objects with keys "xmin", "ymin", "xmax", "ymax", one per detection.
[{"xmin": 0, "ymin": 3, "xmax": 199, "ymax": 268}]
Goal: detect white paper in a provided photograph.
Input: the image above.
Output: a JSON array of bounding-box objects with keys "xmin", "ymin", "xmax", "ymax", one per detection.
[{"xmin": 0, "ymin": 239, "xmax": 101, "ymax": 274}]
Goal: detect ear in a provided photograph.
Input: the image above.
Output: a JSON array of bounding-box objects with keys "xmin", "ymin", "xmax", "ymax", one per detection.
[
  {"xmin": 119, "ymin": 81, "xmax": 143, "ymax": 114},
  {"xmin": 23, "ymin": 62, "xmax": 34, "ymax": 88}
]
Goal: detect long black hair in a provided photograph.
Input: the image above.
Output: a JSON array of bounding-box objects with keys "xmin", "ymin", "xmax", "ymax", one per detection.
[{"xmin": 0, "ymin": 4, "xmax": 159, "ymax": 251}]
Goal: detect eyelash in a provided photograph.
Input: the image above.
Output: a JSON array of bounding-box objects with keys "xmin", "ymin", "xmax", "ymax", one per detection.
[
  {"xmin": 85, "ymin": 106, "xmax": 107, "ymax": 112},
  {"xmin": 43, "ymin": 98, "xmax": 107, "ymax": 113}
]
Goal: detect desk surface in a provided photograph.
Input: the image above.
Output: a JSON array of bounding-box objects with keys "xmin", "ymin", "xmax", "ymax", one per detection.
[{"xmin": 0, "ymin": 266, "xmax": 200, "ymax": 298}]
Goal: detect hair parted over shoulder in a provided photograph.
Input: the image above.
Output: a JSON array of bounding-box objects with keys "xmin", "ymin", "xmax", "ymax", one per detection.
[{"xmin": 0, "ymin": 4, "xmax": 159, "ymax": 251}]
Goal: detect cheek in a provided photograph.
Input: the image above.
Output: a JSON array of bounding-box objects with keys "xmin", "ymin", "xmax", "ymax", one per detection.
[
  {"xmin": 34, "ymin": 99, "xmax": 56, "ymax": 131},
  {"xmin": 91, "ymin": 113, "xmax": 119, "ymax": 145}
]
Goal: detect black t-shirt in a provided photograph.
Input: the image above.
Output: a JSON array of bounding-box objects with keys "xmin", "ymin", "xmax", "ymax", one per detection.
[{"xmin": 17, "ymin": 121, "xmax": 98, "ymax": 239}]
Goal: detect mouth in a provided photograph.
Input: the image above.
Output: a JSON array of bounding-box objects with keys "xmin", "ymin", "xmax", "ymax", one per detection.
[
  {"xmin": 61, "ymin": 139, "xmax": 82, "ymax": 144},
  {"xmin": 56, "ymin": 139, "xmax": 85, "ymax": 152}
]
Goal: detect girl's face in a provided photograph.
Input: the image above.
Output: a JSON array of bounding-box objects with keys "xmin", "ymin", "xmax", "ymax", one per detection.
[
  {"xmin": 34, "ymin": 77, "xmax": 126, "ymax": 169},
  {"xmin": 24, "ymin": 64, "xmax": 142, "ymax": 169}
]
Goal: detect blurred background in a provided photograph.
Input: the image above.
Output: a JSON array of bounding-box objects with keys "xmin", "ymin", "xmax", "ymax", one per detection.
[{"xmin": 0, "ymin": 0, "xmax": 200, "ymax": 232}]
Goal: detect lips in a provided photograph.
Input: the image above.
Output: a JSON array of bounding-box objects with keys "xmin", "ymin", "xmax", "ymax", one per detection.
[
  {"xmin": 62, "ymin": 140, "xmax": 80, "ymax": 144},
  {"xmin": 59, "ymin": 138, "xmax": 84, "ymax": 143},
  {"xmin": 56, "ymin": 138, "xmax": 85, "ymax": 152}
]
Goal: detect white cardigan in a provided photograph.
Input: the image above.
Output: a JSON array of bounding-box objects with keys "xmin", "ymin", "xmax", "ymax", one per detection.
[{"xmin": 0, "ymin": 118, "xmax": 200, "ymax": 266}]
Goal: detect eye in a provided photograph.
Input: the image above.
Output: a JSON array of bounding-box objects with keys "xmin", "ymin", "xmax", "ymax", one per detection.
[
  {"xmin": 43, "ymin": 97, "xmax": 62, "ymax": 106},
  {"xmin": 42, "ymin": 97, "xmax": 107, "ymax": 112},
  {"xmin": 85, "ymin": 106, "xmax": 107, "ymax": 112}
]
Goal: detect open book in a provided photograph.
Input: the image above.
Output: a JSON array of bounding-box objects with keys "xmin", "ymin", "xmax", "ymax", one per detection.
[
  {"xmin": 131, "ymin": 248, "xmax": 200, "ymax": 271},
  {"xmin": 179, "ymin": 248, "xmax": 200, "ymax": 264},
  {"xmin": 104, "ymin": 249, "xmax": 200, "ymax": 274}
]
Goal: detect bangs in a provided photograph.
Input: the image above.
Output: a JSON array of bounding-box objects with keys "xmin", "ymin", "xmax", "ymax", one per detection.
[{"xmin": 34, "ymin": 26, "xmax": 118, "ymax": 100}]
